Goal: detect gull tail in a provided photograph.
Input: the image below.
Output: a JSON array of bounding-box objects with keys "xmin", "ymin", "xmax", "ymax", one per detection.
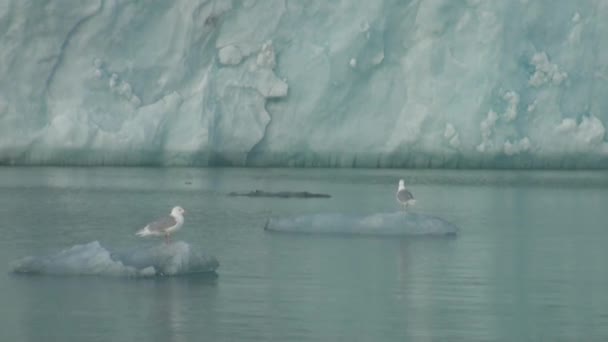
[{"xmin": 136, "ymin": 226, "xmax": 151, "ymax": 237}]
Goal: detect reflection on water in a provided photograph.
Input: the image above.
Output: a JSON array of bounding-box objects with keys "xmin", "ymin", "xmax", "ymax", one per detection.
[
  {"xmin": 13, "ymin": 274, "xmax": 218, "ymax": 342},
  {"xmin": 1, "ymin": 167, "xmax": 608, "ymax": 341}
]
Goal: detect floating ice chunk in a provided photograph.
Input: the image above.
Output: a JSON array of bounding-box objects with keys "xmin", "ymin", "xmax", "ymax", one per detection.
[
  {"xmin": 265, "ymin": 212, "xmax": 458, "ymax": 237},
  {"xmin": 349, "ymin": 58, "xmax": 357, "ymax": 68},
  {"xmin": 10, "ymin": 241, "xmax": 219, "ymax": 277},
  {"xmin": 218, "ymin": 45, "xmax": 243, "ymax": 65},
  {"xmin": 114, "ymin": 241, "xmax": 218, "ymax": 276}
]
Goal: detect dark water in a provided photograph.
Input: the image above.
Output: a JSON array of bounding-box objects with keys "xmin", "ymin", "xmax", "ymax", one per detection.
[{"xmin": 1, "ymin": 167, "xmax": 608, "ymax": 341}]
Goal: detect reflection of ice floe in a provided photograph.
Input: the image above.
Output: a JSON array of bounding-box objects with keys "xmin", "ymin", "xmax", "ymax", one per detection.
[
  {"xmin": 11, "ymin": 241, "xmax": 219, "ymax": 277},
  {"xmin": 265, "ymin": 212, "xmax": 458, "ymax": 237}
]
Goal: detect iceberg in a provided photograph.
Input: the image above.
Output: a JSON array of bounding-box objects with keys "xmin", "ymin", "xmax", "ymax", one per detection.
[
  {"xmin": 265, "ymin": 212, "xmax": 458, "ymax": 237},
  {"xmin": 1, "ymin": 0, "xmax": 607, "ymax": 168},
  {"xmin": 10, "ymin": 241, "xmax": 219, "ymax": 277}
]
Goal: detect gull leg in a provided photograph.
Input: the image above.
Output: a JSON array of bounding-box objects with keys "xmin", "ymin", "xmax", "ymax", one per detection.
[{"xmin": 165, "ymin": 234, "xmax": 169, "ymax": 244}]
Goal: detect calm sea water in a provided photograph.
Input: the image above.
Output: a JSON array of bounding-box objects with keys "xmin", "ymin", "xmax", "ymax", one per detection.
[{"xmin": 1, "ymin": 167, "xmax": 608, "ymax": 341}]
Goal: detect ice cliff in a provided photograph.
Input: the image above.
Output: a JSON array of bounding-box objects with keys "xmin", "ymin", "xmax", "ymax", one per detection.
[{"xmin": 1, "ymin": 0, "xmax": 608, "ymax": 168}]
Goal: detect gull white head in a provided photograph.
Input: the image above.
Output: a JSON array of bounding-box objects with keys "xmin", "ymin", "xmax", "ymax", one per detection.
[
  {"xmin": 398, "ymin": 179, "xmax": 405, "ymax": 190},
  {"xmin": 171, "ymin": 206, "xmax": 186, "ymax": 217}
]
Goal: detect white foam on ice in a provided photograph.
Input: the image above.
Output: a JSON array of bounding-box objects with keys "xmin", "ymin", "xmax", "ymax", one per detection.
[
  {"xmin": 218, "ymin": 45, "xmax": 243, "ymax": 66},
  {"xmin": 554, "ymin": 116, "xmax": 606, "ymax": 151},
  {"xmin": 504, "ymin": 137, "xmax": 531, "ymax": 156},
  {"xmin": 529, "ymin": 52, "xmax": 568, "ymax": 87}
]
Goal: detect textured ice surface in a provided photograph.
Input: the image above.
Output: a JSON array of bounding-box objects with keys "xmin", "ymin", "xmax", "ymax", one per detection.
[
  {"xmin": 10, "ymin": 241, "xmax": 219, "ymax": 277},
  {"xmin": 265, "ymin": 212, "xmax": 458, "ymax": 237},
  {"xmin": 1, "ymin": 0, "xmax": 608, "ymax": 168}
]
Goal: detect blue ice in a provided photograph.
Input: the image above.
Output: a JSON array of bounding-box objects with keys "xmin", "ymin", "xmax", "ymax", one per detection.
[
  {"xmin": 10, "ymin": 241, "xmax": 219, "ymax": 277},
  {"xmin": 265, "ymin": 211, "xmax": 458, "ymax": 237}
]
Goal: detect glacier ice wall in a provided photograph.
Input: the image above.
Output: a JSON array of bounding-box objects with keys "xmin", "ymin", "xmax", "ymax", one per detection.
[{"xmin": 1, "ymin": 0, "xmax": 608, "ymax": 168}]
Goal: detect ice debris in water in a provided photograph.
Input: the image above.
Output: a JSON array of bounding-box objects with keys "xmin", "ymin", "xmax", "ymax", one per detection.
[
  {"xmin": 10, "ymin": 241, "xmax": 219, "ymax": 277},
  {"xmin": 265, "ymin": 212, "xmax": 458, "ymax": 237}
]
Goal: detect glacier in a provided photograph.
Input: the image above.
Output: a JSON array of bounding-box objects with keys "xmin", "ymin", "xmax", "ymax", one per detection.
[{"xmin": 1, "ymin": 0, "xmax": 608, "ymax": 168}]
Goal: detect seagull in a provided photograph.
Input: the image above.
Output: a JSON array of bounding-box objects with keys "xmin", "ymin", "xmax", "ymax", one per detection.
[
  {"xmin": 136, "ymin": 206, "xmax": 186, "ymax": 244},
  {"xmin": 396, "ymin": 179, "xmax": 416, "ymax": 211}
]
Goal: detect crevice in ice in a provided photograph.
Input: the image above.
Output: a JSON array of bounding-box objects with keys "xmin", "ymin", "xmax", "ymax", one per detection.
[
  {"xmin": 245, "ymin": 102, "xmax": 273, "ymax": 166},
  {"xmin": 44, "ymin": 0, "xmax": 104, "ymax": 96}
]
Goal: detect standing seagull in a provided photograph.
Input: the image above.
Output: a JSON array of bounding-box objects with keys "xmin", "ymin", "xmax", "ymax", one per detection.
[
  {"xmin": 136, "ymin": 206, "xmax": 186, "ymax": 244},
  {"xmin": 396, "ymin": 179, "xmax": 416, "ymax": 211}
]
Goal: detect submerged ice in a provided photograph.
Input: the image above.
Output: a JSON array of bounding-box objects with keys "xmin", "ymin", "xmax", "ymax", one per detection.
[
  {"xmin": 265, "ymin": 212, "xmax": 458, "ymax": 237},
  {"xmin": 11, "ymin": 241, "xmax": 219, "ymax": 277},
  {"xmin": 1, "ymin": 0, "xmax": 608, "ymax": 168}
]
